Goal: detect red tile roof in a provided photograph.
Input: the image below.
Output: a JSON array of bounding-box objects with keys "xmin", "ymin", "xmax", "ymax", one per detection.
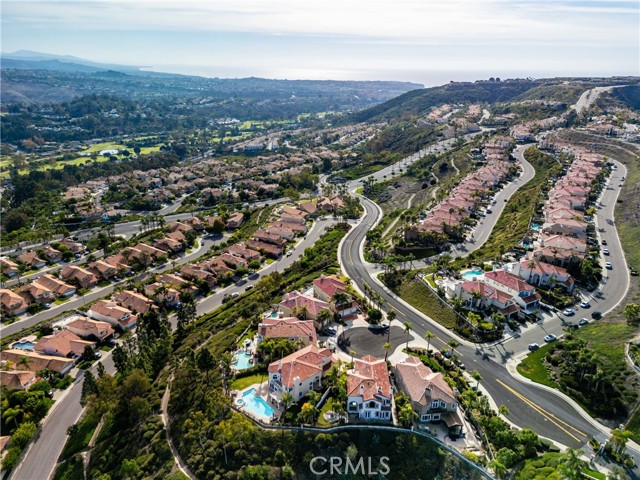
[{"xmin": 347, "ymin": 355, "xmax": 392, "ymax": 401}]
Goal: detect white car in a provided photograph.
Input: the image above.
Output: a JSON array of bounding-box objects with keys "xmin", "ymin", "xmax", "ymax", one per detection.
[
  {"xmin": 580, "ymin": 301, "xmax": 591, "ymax": 309},
  {"xmin": 544, "ymin": 334, "xmax": 557, "ymax": 342},
  {"xmin": 605, "ymin": 262, "xmax": 613, "ymax": 270},
  {"xmin": 562, "ymin": 308, "xmax": 575, "ymax": 316},
  {"xmin": 603, "ymin": 249, "xmax": 610, "ymax": 255}
]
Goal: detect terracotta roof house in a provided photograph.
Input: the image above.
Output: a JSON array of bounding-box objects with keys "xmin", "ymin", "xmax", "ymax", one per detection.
[
  {"xmin": 134, "ymin": 243, "xmax": 166, "ymax": 259},
  {"xmin": 37, "ymin": 274, "xmax": 76, "ymax": 298},
  {"xmin": 280, "ymin": 212, "xmax": 306, "ymax": 225},
  {"xmin": 66, "ymin": 318, "xmax": 114, "ymax": 341},
  {"xmin": 257, "ymin": 317, "xmax": 317, "ymax": 346},
  {"xmin": 60, "ymin": 238, "xmax": 85, "ymax": 254},
  {"xmin": 122, "ymin": 247, "xmax": 152, "ymax": 266},
  {"xmin": 279, "ymin": 291, "xmax": 334, "ymax": 329},
  {"xmin": 18, "ymin": 281, "xmax": 54, "ymax": 305},
  {"xmin": 267, "ymin": 344, "xmax": 334, "ymax": 404},
  {"xmin": 104, "ymin": 254, "xmax": 130, "ymax": 272},
  {"xmin": 254, "ymin": 230, "xmax": 287, "ymax": 247},
  {"xmin": 112, "ymin": 290, "xmax": 154, "ymax": 315},
  {"xmin": 245, "ymin": 239, "xmax": 283, "ymax": 258},
  {"xmin": 395, "ymin": 356, "xmax": 459, "ymax": 426},
  {"xmin": 0, "ymin": 370, "xmax": 39, "ymax": 390},
  {"xmin": 158, "ymin": 273, "xmax": 189, "ymax": 289},
  {"xmin": 218, "ymin": 253, "xmax": 248, "ymax": 270},
  {"xmin": 227, "ymin": 212, "xmax": 245, "ymax": 229},
  {"xmin": 226, "ymin": 244, "xmax": 262, "ymax": 262},
  {"xmin": 512, "ymin": 259, "xmax": 575, "ymax": 292},
  {"xmin": 17, "ymin": 251, "xmax": 46, "ymax": 269},
  {"xmin": 88, "ymin": 300, "xmax": 137, "ymax": 330},
  {"xmin": 153, "ymin": 237, "xmax": 184, "ymax": 253},
  {"xmin": 347, "ymin": 355, "xmax": 393, "ymax": 421},
  {"xmin": 88, "ymin": 260, "xmax": 117, "ymax": 279},
  {"xmin": 144, "ymin": 282, "xmax": 181, "ymax": 307},
  {"xmin": 0, "ymin": 289, "xmax": 29, "ymax": 316},
  {"xmin": 299, "ymin": 202, "xmax": 318, "ymax": 216},
  {"xmin": 0, "ymin": 350, "xmax": 74, "ymax": 375},
  {"xmin": 180, "ymin": 264, "xmax": 218, "ymax": 289},
  {"xmin": 169, "ymin": 221, "xmax": 193, "ymax": 234},
  {"xmin": 542, "ymin": 219, "xmax": 588, "ymax": 239},
  {"xmin": 281, "ymin": 205, "xmax": 309, "ymax": 218},
  {"xmin": 312, "ymin": 275, "xmax": 358, "ymax": 318},
  {"xmin": 484, "ymin": 270, "xmax": 541, "ymax": 313},
  {"xmin": 0, "ymin": 257, "xmax": 19, "ymax": 277},
  {"xmin": 60, "ymin": 266, "xmax": 98, "ymax": 289},
  {"xmin": 270, "ymin": 220, "xmax": 307, "ymax": 234},
  {"xmin": 183, "ymin": 217, "xmax": 205, "ymax": 231},
  {"xmin": 453, "ymin": 280, "xmax": 520, "ymax": 319},
  {"xmin": 42, "ymin": 246, "xmax": 63, "ymax": 263},
  {"xmin": 34, "ymin": 330, "xmax": 95, "ymax": 358}
]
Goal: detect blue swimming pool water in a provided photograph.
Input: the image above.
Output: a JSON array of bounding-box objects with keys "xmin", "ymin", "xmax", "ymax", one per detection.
[
  {"xmin": 240, "ymin": 388, "xmax": 275, "ymax": 419},
  {"xmin": 11, "ymin": 340, "xmax": 35, "ymax": 351},
  {"xmin": 234, "ymin": 351, "xmax": 253, "ymax": 370},
  {"xmin": 462, "ymin": 269, "xmax": 485, "ymax": 280},
  {"xmin": 530, "ymin": 224, "xmax": 540, "ymax": 231}
]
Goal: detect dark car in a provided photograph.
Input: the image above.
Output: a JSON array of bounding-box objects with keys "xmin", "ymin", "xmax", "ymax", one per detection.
[{"xmin": 591, "ymin": 311, "xmax": 602, "ymax": 320}]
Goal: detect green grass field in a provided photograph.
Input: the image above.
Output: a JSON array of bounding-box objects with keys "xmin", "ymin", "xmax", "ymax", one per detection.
[
  {"xmin": 230, "ymin": 373, "xmax": 266, "ymax": 391},
  {"xmin": 395, "ymin": 276, "xmax": 457, "ymax": 329},
  {"xmin": 516, "ymin": 343, "xmax": 560, "ymax": 389}
]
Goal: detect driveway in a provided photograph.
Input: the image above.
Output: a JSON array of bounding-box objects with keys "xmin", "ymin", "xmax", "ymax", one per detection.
[{"xmin": 338, "ymin": 325, "xmax": 408, "ymax": 358}]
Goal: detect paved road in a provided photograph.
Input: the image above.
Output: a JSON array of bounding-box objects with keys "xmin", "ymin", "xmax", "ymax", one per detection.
[
  {"xmin": 10, "ymin": 217, "xmax": 336, "ymax": 480},
  {"xmin": 1, "ymin": 235, "xmax": 227, "ymax": 338},
  {"xmin": 339, "ymin": 143, "xmax": 633, "ymax": 451},
  {"xmin": 572, "ymin": 86, "xmax": 626, "ymax": 115}
]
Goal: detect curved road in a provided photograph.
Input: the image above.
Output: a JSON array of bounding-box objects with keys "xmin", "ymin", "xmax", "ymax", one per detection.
[{"xmin": 340, "ymin": 143, "xmax": 632, "ymax": 451}]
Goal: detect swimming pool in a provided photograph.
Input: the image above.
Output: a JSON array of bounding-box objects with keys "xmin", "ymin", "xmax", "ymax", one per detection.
[
  {"xmin": 234, "ymin": 351, "xmax": 253, "ymax": 370},
  {"xmin": 11, "ymin": 340, "xmax": 35, "ymax": 351},
  {"xmin": 238, "ymin": 388, "xmax": 275, "ymax": 419},
  {"xmin": 530, "ymin": 223, "xmax": 540, "ymax": 231},
  {"xmin": 462, "ymin": 268, "xmax": 485, "ymax": 280}
]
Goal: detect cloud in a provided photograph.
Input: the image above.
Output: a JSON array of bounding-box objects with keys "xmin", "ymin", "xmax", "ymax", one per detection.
[{"xmin": 2, "ymin": 0, "xmax": 637, "ymax": 46}]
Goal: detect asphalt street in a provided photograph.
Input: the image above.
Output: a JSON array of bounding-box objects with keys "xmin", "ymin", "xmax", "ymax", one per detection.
[{"xmin": 339, "ymin": 146, "xmax": 633, "ymax": 452}]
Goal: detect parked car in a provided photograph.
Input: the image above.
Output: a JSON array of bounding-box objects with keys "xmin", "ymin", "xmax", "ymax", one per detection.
[
  {"xmin": 580, "ymin": 301, "xmax": 591, "ymax": 309},
  {"xmin": 245, "ymin": 285, "xmax": 254, "ymax": 291},
  {"xmin": 603, "ymin": 249, "xmax": 610, "ymax": 255},
  {"xmin": 605, "ymin": 262, "xmax": 613, "ymax": 270},
  {"xmin": 591, "ymin": 311, "xmax": 602, "ymax": 320},
  {"xmin": 95, "ymin": 352, "xmax": 102, "ymax": 359},
  {"xmin": 579, "ymin": 318, "xmax": 589, "ymax": 326},
  {"xmin": 601, "ymin": 239, "xmax": 607, "ymax": 245},
  {"xmin": 544, "ymin": 334, "xmax": 557, "ymax": 342},
  {"xmin": 286, "ymin": 251, "xmax": 293, "ymax": 257},
  {"xmin": 565, "ymin": 322, "xmax": 578, "ymax": 330},
  {"xmin": 231, "ymin": 292, "xmax": 239, "ymax": 298},
  {"xmin": 43, "ymin": 303, "xmax": 52, "ymax": 309},
  {"xmin": 528, "ymin": 343, "xmax": 539, "ymax": 351},
  {"xmin": 562, "ymin": 308, "xmax": 575, "ymax": 316}
]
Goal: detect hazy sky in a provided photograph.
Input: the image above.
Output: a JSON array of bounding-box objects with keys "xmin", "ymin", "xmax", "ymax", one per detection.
[{"xmin": 2, "ymin": 0, "xmax": 638, "ymax": 85}]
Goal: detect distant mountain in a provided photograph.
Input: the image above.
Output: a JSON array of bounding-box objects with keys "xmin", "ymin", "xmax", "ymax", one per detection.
[
  {"xmin": 350, "ymin": 77, "xmax": 640, "ymax": 122},
  {"xmin": 1, "ymin": 50, "xmax": 143, "ymax": 73},
  {"xmin": 349, "ymin": 79, "xmax": 544, "ymax": 122}
]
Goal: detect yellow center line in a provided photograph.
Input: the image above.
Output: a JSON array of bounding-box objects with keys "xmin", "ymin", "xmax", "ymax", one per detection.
[{"xmin": 497, "ymin": 380, "xmax": 587, "ymax": 442}]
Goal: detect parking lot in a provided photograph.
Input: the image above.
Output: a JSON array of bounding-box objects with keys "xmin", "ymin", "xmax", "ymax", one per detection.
[{"xmin": 337, "ymin": 325, "xmax": 408, "ymax": 358}]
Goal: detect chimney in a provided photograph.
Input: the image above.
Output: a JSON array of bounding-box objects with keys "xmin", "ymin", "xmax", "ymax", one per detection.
[
  {"xmin": 278, "ymin": 358, "xmax": 282, "ymax": 372},
  {"xmin": 359, "ymin": 384, "xmax": 364, "ymax": 396}
]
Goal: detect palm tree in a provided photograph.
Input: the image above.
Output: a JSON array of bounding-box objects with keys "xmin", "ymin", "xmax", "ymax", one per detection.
[
  {"xmin": 307, "ymin": 390, "xmax": 321, "ymax": 409},
  {"xmin": 316, "ymin": 309, "xmax": 333, "ymax": 329},
  {"xmin": 472, "ymin": 370, "xmax": 483, "ymax": 390},
  {"xmin": 398, "ymin": 403, "xmax": 418, "ymax": 427},
  {"xmin": 332, "ymin": 291, "xmax": 349, "ymax": 313},
  {"xmin": 448, "ymin": 338, "xmax": 459, "ymax": 357},
  {"xmin": 609, "ymin": 429, "xmax": 632, "ymax": 455},
  {"xmin": 387, "ymin": 309, "xmax": 397, "ymax": 324},
  {"xmin": 498, "ymin": 405, "xmax": 509, "ymax": 417},
  {"xmin": 403, "ymin": 322, "xmax": 413, "ymax": 350},
  {"xmin": 425, "ymin": 332, "xmax": 434, "ymax": 352},
  {"xmin": 281, "ymin": 392, "xmax": 294, "ymax": 419},
  {"xmin": 558, "ymin": 448, "xmax": 586, "ymax": 480},
  {"xmin": 384, "ymin": 342, "xmax": 392, "ymax": 362},
  {"xmin": 349, "ymin": 349, "xmax": 357, "ymax": 364}
]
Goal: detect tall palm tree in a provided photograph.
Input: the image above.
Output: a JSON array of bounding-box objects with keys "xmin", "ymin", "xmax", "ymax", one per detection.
[
  {"xmin": 384, "ymin": 342, "xmax": 392, "ymax": 362},
  {"xmin": 448, "ymin": 338, "xmax": 460, "ymax": 358},
  {"xmin": 281, "ymin": 392, "xmax": 294, "ymax": 419},
  {"xmin": 472, "ymin": 370, "xmax": 483, "ymax": 390},
  {"xmin": 609, "ymin": 429, "xmax": 632, "ymax": 454},
  {"xmin": 557, "ymin": 448, "xmax": 586, "ymax": 480},
  {"xmin": 398, "ymin": 403, "xmax": 418, "ymax": 427},
  {"xmin": 488, "ymin": 460, "xmax": 508, "ymax": 480},
  {"xmin": 387, "ymin": 309, "xmax": 397, "ymax": 324},
  {"xmin": 425, "ymin": 332, "xmax": 434, "ymax": 352},
  {"xmin": 403, "ymin": 322, "xmax": 413, "ymax": 350}
]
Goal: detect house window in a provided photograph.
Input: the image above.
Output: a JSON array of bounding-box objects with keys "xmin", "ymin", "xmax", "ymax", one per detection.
[
  {"xmin": 422, "ymin": 414, "xmax": 431, "ymax": 422},
  {"xmin": 433, "ymin": 414, "xmax": 440, "ymax": 420},
  {"xmin": 299, "ymin": 392, "xmax": 303, "ymax": 398}
]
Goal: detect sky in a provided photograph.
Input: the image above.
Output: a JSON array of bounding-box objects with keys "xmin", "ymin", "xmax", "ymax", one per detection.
[{"xmin": 1, "ymin": 0, "xmax": 638, "ymax": 86}]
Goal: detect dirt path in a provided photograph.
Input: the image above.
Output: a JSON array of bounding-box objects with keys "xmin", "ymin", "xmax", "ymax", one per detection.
[
  {"xmin": 382, "ymin": 193, "xmax": 416, "ymax": 240},
  {"xmin": 160, "ymin": 376, "xmax": 198, "ymax": 480}
]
